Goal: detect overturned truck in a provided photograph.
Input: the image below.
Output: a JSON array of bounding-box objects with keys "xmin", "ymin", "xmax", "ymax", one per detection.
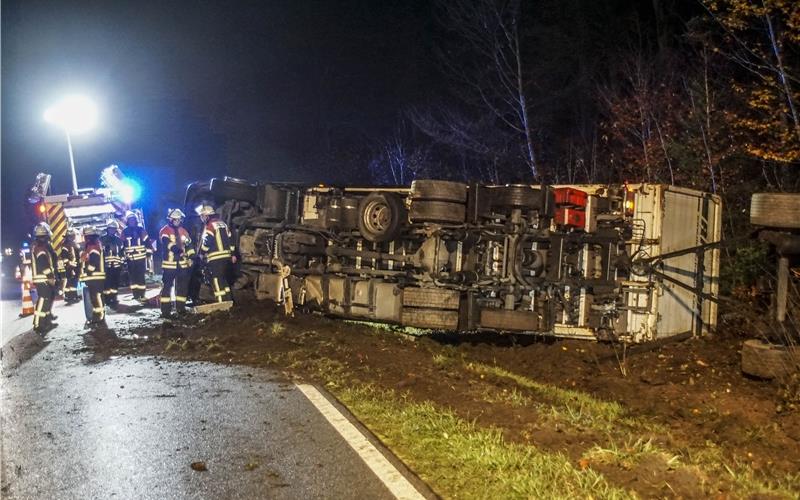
[{"xmin": 185, "ymin": 178, "xmax": 721, "ymax": 342}]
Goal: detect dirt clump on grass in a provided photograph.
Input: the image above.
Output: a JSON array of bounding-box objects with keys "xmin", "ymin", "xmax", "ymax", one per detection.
[{"xmin": 103, "ymin": 294, "xmax": 800, "ymax": 498}]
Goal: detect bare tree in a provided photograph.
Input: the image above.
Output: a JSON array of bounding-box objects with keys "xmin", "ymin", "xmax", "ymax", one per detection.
[
  {"xmin": 598, "ymin": 47, "xmax": 688, "ymax": 186},
  {"xmin": 368, "ymin": 120, "xmax": 434, "ymax": 185},
  {"xmin": 407, "ymin": 105, "xmax": 509, "ymax": 182},
  {"xmin": 421, "ymin": 0, "xmax": 540, "ymax": 180}
]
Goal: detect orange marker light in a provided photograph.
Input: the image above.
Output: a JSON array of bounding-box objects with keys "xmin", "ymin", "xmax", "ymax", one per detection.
[
  {"xmin": 624, "ymin": 199, "xmax": 635, "ymax": 215},
  {"xmin": 38, "ymin": 204, "xmax": 47, "ymax": 214}
]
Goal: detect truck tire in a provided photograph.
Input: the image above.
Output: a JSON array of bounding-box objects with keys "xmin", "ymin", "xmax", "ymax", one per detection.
[
  {"xmin": 210, "ymin": 177, "xmax": 258, "ymax": 204},
  {"xmin": 741, "ymin": 339, "xmax": 798, "ymax": 380},
  {"xmin": 358, "ymin": 192, "xmax": 405, "ymax": 243},
  {"xmin": 409, "ymin": 201, "xmax": 466, "ymax": 224},
  {"xmin": 750, "ymin": 193, "xmax": 800, "ymax": 229},
  {"xmin": 491, "ymin": 185, "xmax": 542, "ymax": 210},
  {"xmin": 410, "ymin": 180, "xmax": 468, "ymax": 203}
]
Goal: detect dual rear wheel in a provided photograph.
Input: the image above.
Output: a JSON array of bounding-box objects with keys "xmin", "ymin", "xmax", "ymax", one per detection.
[
  {"xmin": 409, "ymin": 180, "xmax": 467, "ymax": 224},
  {"xmin": 357, "ymin": 180, "xmax": 470, "ymax": 241}
]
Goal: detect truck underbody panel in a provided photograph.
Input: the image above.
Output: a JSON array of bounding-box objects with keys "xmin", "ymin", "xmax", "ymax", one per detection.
[{"xmin": 186, "ymin": 177, "xmax": 721, "ymax": 342}]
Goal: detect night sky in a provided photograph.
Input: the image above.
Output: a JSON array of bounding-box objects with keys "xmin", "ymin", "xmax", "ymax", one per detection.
[{"xmin": 1, "ymin": 0, "xmax": 436, "ymax": 245}]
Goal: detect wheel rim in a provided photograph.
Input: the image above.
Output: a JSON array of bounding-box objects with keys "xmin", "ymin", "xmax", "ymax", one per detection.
[{"xmin": 362, "ymin": 199, "xmax": 392, "ymax": 235}]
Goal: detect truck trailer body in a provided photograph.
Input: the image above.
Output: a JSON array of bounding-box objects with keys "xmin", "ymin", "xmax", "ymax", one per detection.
[{"xmin": 185, "ymin": 178, "xmax": 721, "ymax": 342}]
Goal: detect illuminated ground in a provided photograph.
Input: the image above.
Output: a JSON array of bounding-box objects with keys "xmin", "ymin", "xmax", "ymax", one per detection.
[
  {"xmin": 96, "ymin": 295, "xmax": 800, "ymax": 498},
  {"xmin": 0, "ymin": 294, "xmax": 424, "ymax": 499}
]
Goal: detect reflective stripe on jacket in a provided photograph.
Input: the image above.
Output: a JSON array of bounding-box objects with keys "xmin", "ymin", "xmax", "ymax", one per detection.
[
  {"xmin": 60, "ymin": 243, "xmax": 80, "ymax": 270},
  {"xmin": 200, "ymin": 219, "xmax": 234, "ymax": 262},
  {"xmin": 80, "ymin": 245, "xmax": 106, "ymax": 281},
  {"xmin": 159, "ymin": 225, "xmax": 195, "ymax": 269},
  {"xmin": 122, "ymin": 226, "xmax": 151, "ymax": 261},
  {"xmin": 101, "ymin": 234, "xmax": 125, "ymax": 268},
  {"xmin": 32, "ymin": 245, "xmax": 55, "ymax": 284}
]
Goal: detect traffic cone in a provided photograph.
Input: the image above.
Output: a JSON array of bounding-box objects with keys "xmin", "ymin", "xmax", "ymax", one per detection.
[
  {"xmin": 20, "ymin": 281, "xmax": 34, "ymax": 317},
  {"xmin": 22, "ymin": 265, "xmax": 37, "ymax": 302}
]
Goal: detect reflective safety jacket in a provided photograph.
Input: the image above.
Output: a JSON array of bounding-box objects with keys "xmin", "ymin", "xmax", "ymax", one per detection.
[
  {"xmin": 200, "ymin": 219, "xmax": 235, "ymax": 262},
  {"xmin": 32, "ymin": 243, "xmax": 56, "ymax": 284},
  {"xmin": 101, "ymin": 234, "xmax": 125, "ymax": 269},
  {"xmin": 60, "ymin": 241, "xmax": 80, "ymax": 271},
  {"xmin": 122, "ymin": 226, "xmax": 151, "ymax": 261},
  {"xmin": 80, "ymin": 242, "xmax": 106, "ymax": 281},
  {"xmin": 159, "ymin": 224, "xmax": 195, "ymax": 270}
]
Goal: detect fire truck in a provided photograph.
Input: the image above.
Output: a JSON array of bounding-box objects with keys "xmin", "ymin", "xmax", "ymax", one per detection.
[
  {"xmin": 28, "ymin": 165, "xmax": 146, "ymax": 251},
  {"xmin": 185, "ymin": 178, "xmax": 722, "ymax": 343}
]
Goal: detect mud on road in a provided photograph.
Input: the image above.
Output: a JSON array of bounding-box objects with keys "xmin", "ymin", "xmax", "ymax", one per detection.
[{"xmin": 102, "ymin": 294, "xmax": 800, "ymax": 499}]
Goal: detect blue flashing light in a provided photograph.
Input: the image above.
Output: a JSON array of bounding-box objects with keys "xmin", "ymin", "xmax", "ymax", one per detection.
[{"xmin": 118, "ymin": 178, "xmax": 142, "ymax": 204}]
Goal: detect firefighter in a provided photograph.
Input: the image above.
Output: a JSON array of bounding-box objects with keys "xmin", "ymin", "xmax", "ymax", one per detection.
[
  {"xmin": 158, "ymin": 208, "xmax": 195, "ymax": 317},
  {"xmin": 80, "ymin": 225, "xmax": 106, "ymax": 326},
  {"xmin": 122, "ymin": 211, "xmax": 151, "ymax": 302},
  {"xmin": 102, "ymin": 220, "xmax": 124, "ymax": 308},
  {"xmin": 55, "ymin": 239, "xmax": 67, "ymax": 297},
  {"xmin": 31, "ymin": 223, "xmax": 58, "ymax": 333},
  {"xmin": 197, "ymin": 204, "xmax": 236, "ymax": 303},
  {"xmin": 60, "ymin": 229, "xmax": 81, "ymax": 304}
]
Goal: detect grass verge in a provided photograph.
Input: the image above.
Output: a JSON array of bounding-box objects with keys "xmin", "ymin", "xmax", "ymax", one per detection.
[
  {"xmin": 280, "ymin": 352, "xmax": 633, "ymax": 498},
  {"xmin": 461, "ymin": 359, "xmax": 660, "ymax": 435},
  {"xmin": 338, "ymin": 384, "xmax": 635, "ymax": 500}
]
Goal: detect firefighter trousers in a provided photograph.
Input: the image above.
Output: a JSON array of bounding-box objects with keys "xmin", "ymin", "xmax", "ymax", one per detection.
[
  {"xmin": 64, "ymin": 267, "xmax": 80, "ymax": 302},
  {"xmin": 127, "ymin": 258, "xmax": 147, "ymax": 299},
  {"xmin": 84, "ymin": 279, "xmax": 105, "ymax": 322},
  {"xmin": 104, "ymin": 266, "xmax": 121, "ymax": 305},
  {"xmin": 187, "ymin": 262, "xmax": 202, "ymax": 306},
  {"xmin": 33, "ymin": 282, "xmax": 56, "ymax": 331},
  {"xmin": 161, "ymin": 267, "xmax": 190, "ymax": 314},
  {"xmin": 208, "ymin": 260, "xmax": 232, "ymax": 302}
]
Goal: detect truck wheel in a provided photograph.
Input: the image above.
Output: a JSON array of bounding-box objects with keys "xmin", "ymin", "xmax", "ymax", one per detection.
[
  {"xmin": 741, "ymin": 339, "xmax": 799, "ymax": 380},
  {"xmin": 751, "ymin": 193, "xmax": 800, "ymax": 229},
  {"xmin": 358, "ymin": 192, "xmax": 405, "ymax": 243},
  {"xmin": 491, "ymin": 185, "xmax": 542, "ymax": 209},
  {"xmin": 409, "ymin": 201, "xmax": 466, "ymax": 224},
  {"xmin": 410, "ymin": 180, "xmax": 468, "ymax": 203}
]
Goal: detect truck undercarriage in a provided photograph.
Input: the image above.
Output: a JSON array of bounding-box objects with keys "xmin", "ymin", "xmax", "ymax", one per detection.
[{"xmin": 185, "ymin": 177, "xmax": 721, "ymax": 342}]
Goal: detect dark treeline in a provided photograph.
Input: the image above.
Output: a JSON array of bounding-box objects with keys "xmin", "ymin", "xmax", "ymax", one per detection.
[{"xmin": 314, "ymin": 0, "xmax": 798, "ymax": 240}]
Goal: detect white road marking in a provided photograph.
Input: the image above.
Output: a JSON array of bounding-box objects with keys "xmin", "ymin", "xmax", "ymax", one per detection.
[{"xmin": 296, "ymin": 384, "xmax": 426, "ymax": 500}]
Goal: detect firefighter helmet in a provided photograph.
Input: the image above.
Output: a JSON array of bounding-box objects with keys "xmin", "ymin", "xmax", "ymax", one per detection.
[
  {"xmin": 196, "ymin": 204, "xmax": 215, "ymax": 216},
  {"xmin": 33, "ymin": 222, "xmax": 52, "ymax": 237},
  {"xmin": 107, "ymin": 220, "xmax": 119, "ymax": 230},
  {"xmin": 167, "ymin": 208, "xmax": 186, "ymax": 220},
  {"xmin": 125, "ymin": 210, "xmax": 138, "ymax": 222},
  {"xmin": 83, "ymin": 225, "xmax": 99, "ymax": 237}
]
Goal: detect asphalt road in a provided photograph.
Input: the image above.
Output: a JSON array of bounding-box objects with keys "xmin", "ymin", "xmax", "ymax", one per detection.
[
  {"xmin": 0, "ymin": 294, "xmax": 421, "ymax": 499},
  {"xmin": 1, "ymin": 298, "xmax": 32, "ymax": 348}
]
